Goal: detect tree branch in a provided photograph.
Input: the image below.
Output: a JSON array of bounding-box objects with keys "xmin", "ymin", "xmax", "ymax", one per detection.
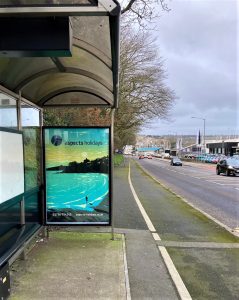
[{"xmin": 121, "ymin": 0, "xmax": 136, "ymax": 14}]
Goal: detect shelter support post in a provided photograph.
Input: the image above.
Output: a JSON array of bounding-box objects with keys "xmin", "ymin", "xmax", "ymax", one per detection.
[
  {"xmin": 18, "ymin": 90, "xmax": 27, "ymax": 260},
  {"xmin": 111, "ymin": 108, "xmax": 116, "ymax": 240},
  {"xmin": 20, "ymin": 197, "xmax": 25, "ymax": 226},
  {"xmin": 18, "ymin": 91, "xmax": 26, "ymax": 229}
]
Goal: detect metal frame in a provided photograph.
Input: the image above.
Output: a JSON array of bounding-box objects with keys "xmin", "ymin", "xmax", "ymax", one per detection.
[
  {"xmin": 8, "ymin": 227, "xmax": 44, "ymax": 266},
  {"xmin": 40, "ymin": 89, "xmax": 113, "ymax": 106},
  {"xmin": 0, "ymin": 85, "xmax": 43, "ymax": 112},
  {"xmin": 0, "ymin": 7, "xmax": 108, "ymax": 16},
  {"xmin": 0, "ymin": 0, "xmax": 119, "ymax": 16},
  {"xmin": 0, "ymin": 86, "xmax": 43, "ymax": 228},
  {"xmin": 42, "ymin": 126, "xmax": 112, "ymax": 226},
  {"xmin": 0, "ymin": 87, "xmax": 43, "ymax": 271},
  {"xmin": 0, "ymin": 127, "xmax": 24, "ymax": 224}
]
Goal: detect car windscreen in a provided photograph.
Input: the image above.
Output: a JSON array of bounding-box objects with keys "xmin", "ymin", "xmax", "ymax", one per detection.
[{"xmin": 226, "ymin": 158, "xmax": 239, "ymax": 167}]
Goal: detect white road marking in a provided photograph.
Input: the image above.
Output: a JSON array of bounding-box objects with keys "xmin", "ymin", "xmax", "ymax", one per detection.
[
  {"xmin": 122, "ymin": 235, "xmax": 131, "ymax": 300},
  {"xmin": 176, "ymin": 172, "xmax": 188, "ymax": 176},
  {"xmin": 152, "ymin": 232, "xmax": 161, "ymax": 241},
  {"xmin": 193, "ymin": 176, "xmax": 215, "ymax": 179},
  {"xmin": 128, "ymin": 162, "xmax": 192, "ymax": 300},
  {"xmin": 128, "ymin": 163, "xmax": 156, "ymax": 232},
  {"xmin": 217, "ymin": 183, "xmax": 239, "ymax": 186},
  {"xmin": 207, "ymin": 177, "xmax": 239, "ymax": 180},
  {"xmin": 206, "ymin": 181, "xmax": 224, "ymax": 185},
  {"xmin": 206, "ymin": 180, "xmax": 239, "ymax": 187},
  {"xmin": 159, "ymin": 246, "xmax": 192, "ymax": 300}
]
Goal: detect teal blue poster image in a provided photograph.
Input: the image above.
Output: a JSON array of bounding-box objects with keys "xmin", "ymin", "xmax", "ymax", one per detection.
[{"xmin": 43, "ymin": 127, "xmax": 111, "ymax": 225}]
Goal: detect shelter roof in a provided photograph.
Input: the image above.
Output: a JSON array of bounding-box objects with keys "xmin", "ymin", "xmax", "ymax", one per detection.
[{"xmin": 0, "ymin": 0, "xmax": 120, "ymax": 108}]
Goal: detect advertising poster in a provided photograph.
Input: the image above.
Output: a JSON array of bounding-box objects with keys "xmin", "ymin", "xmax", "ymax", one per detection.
[{"xmin": 44, "ymin": 127, "xmax": 111, "ymax": 225}]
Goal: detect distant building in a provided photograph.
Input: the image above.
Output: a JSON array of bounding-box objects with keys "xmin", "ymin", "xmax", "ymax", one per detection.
[
  {"xmin": 206, "ymin": 139, "xmax": 239, "ymax": 156},
  {"xmin": 178, "ymin": 138, "xmax": 239, "ymax": 156}
]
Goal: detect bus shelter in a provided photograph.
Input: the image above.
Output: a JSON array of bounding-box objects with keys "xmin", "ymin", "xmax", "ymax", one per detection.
[{"xmin": 0, "ymin": 2, "xmax": 120, "ymax": 298}]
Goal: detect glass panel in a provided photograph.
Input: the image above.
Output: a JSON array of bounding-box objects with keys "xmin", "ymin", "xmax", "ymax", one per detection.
[
  {"xmin": 25, "ymin": 188, "xmax": 41, "ymax": 223},
  {"xmin": 21, "ymin": 103, "xmax": 41, "ymax": 191},
  {"xmin": 0, "ymin": 0, "xmax": 96, "ymax": 7},
  {"xmin": 0, "ymin": 93, "xmax": 17, "ymax": 128},
  {"xmin": 0, "ymin": 198, "xmax": 21, "ymax": 239},
  {"xmin": 22, "ymin": 104, "xmax": 40, "ymax": 127}
]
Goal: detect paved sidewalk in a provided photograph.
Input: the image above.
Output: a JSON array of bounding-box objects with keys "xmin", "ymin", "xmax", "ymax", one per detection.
[
  {"xmin": 118, "ymin": 228, "xmax": 179, "ymax": 300},
  {"xmin": 9, "ymin": 160, "xmax": 239, "ymax": 300},
  {"xmin": 10, "ymin": 232, "xmax": 127, "ymax": 300}
]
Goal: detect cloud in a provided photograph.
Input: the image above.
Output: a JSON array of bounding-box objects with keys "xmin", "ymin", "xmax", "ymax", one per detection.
[{"xmin": 142, "ymin": 0, "xmax": 237, "ymax": 135}]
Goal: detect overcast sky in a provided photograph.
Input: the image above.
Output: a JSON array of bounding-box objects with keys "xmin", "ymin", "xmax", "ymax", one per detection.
[{"xmin": 140, "ymin": 0, "xmax": 237, "ymax": 136}]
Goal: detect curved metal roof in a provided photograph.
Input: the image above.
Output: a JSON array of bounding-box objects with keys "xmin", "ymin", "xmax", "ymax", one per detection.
[{"xmin": 0, "ymin": 1, "xmax": 120, "ymax": 108}]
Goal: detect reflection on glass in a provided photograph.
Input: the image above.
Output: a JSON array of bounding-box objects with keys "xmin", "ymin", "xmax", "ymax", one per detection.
[
  {"xmin": 22, "ymin": 105, "xmax": 40, "ymax": 127},
  {"xmin": 21, "ymin": 103, "xmax": 41, "ymax": 191},
  {"xmin": 0, "ymin": 93, "xmax": 17, "ymax": 128}
]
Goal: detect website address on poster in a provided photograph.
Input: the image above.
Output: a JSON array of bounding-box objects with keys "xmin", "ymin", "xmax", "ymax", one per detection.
[
  {"xmin": 75, "ymin": 213, "xmax": 104, "ymax": 217},
  {"xmin": 52, "ymin": 212, "xmax": 104, "ymax": 217}
]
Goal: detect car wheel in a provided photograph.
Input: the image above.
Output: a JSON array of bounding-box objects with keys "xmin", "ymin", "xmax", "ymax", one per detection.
[
  {"xmin": 216, "ymin": 168, "xmax": 220, "ymax": 175},
  {"xmin": 226, "ymin": 170, "xmax": 230, "ymax": 176}
]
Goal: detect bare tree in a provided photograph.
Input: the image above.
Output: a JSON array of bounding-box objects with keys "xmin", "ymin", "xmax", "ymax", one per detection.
[
  {"xmin": 120, "ymin": 0, "xmax": 170, "ymax": 27},
  {"xmin": 114, "ymin": 23, "xmax": 176, "ymax": 148}
]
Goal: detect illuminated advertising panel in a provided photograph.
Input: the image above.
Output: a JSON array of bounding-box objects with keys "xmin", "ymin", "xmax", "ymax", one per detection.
[
  {"xmin": 44, "ymin": 127, "xmax": 111, "ymax": 225},
  {"xmin": 0, "ymin": 129, "xmax": 24, "ymax": 204}
]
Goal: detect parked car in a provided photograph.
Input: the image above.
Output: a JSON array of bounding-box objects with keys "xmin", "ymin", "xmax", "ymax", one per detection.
[
  {"xmin": 170, "ymin": 157, "xmax": 182, "ymax": 166},
  {"xmin": 216, "ymin": 157, "xmax": 239, "ymax": 176},
  {"xmin": 138, "ymin": 155, "xmax": 144, "ymax": 159},
  {"xmin": 211, "ymin": 156, "xmax": 220, "ymax": 164},
  {"xmin": 147, "ymin": 155, "xmax": 152, "ymax": 159}
]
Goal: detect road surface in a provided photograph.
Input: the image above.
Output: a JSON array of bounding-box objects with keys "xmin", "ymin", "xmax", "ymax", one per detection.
[{"xmin": 137, "ymin": 157, "xmax": 239, "ymax": 230}]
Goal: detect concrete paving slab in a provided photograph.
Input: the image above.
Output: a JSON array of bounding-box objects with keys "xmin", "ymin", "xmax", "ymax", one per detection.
[
  {"xmin": 157, "ymin": 241, "xmax": 239, "ymax": 249},
  {"xmin": 121, "ymin": 228, "xmax": 179, "ymax": 300},
  {"xmin": 10, "ymin": 232, "xmax": 127, "ymax": 300}
]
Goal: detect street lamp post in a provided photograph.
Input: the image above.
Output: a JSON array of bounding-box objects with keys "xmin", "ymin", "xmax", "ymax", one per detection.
[{"xmin": 192, "ymin": 117, "xmax": 206, "ymax": 154}]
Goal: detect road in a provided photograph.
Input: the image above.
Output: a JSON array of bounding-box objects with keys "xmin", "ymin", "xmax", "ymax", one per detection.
[
  {"xmin": 113, "ymin": 160, "xmax": 239, "ymax": 299},
  {"xmin": 136, "ymin": 157, "xmax": 239, "ymax": 231}
]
